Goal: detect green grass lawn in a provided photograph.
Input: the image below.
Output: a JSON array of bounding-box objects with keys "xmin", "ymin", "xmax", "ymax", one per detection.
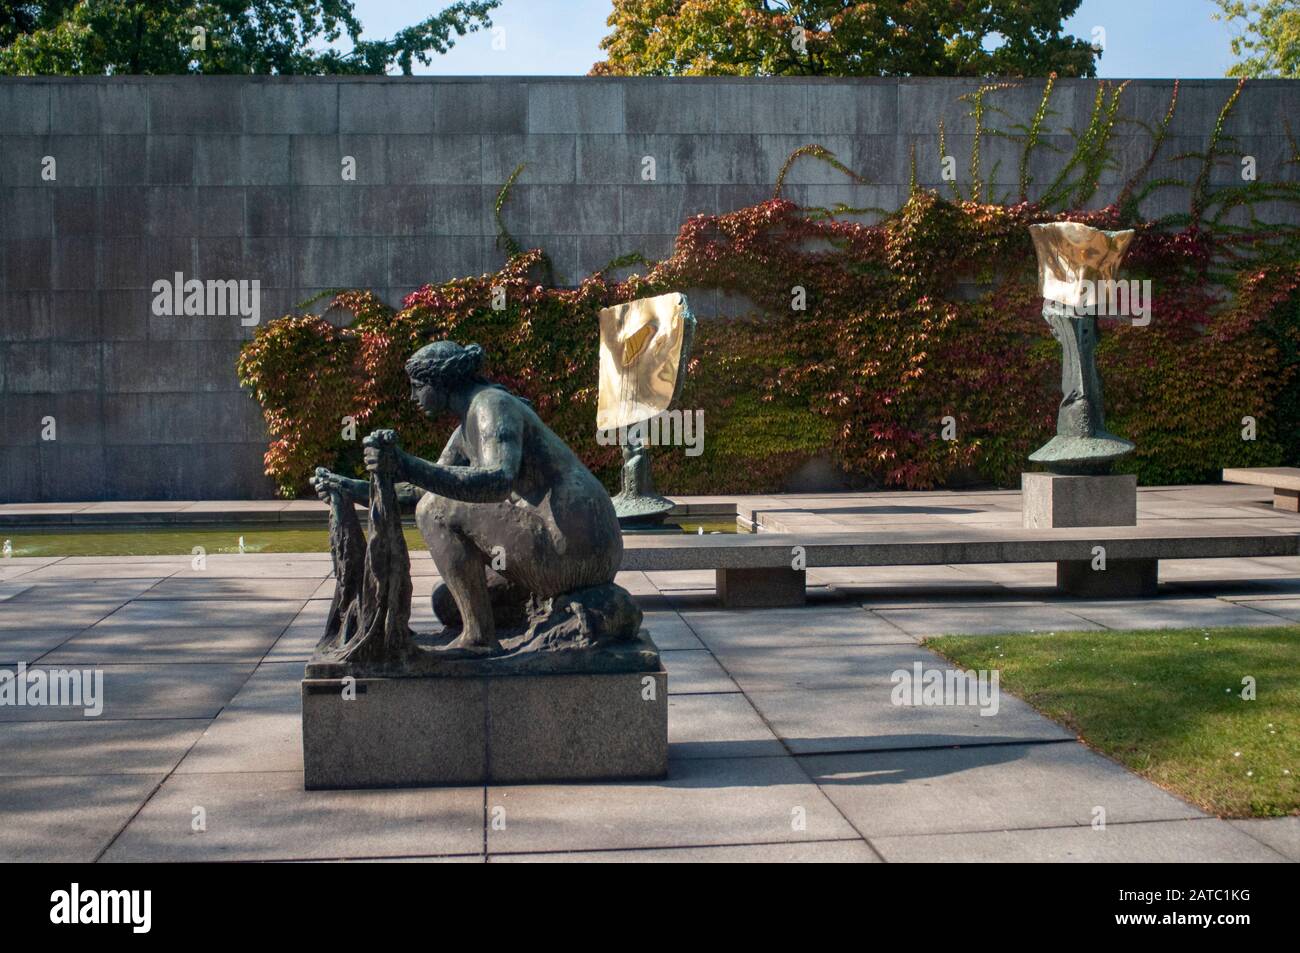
[{"xmin": 926, "ymin": 626, "xmax": 1300, "ymax": 818}]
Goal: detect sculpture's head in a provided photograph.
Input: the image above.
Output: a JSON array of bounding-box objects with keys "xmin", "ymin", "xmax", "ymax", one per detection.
[{"xmin": 405, "ymin": 341, "xmax": 485, "ymax": 417}]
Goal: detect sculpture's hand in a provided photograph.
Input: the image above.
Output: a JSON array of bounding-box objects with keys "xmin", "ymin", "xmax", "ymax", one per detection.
[
  {"xmin": 363, "ymin": 429, "xmax": 405, "ymax": 481},
  {"xmin": 311, "ymin": 467, "xmax": 347, "ymax": 502}
]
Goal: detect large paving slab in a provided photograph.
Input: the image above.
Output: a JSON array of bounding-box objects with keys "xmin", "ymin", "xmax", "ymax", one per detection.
[
  {"xmin": 1230, "ymin": 817, "xmax": 1300, "ymax": 860},
  {"xmin": 40, "ymin": 599, "xmax": 305, "ymax": 664},
  {"xmin": 1223, "ymin": 598, "xmax": 1300, "ymax": 623},
  {"xmin": 811, "ymin": 565, "xmax": 1005, "ymax": 592},
  {"xmin": 0, "ymin": 628, "xmax": 86, "ymax": 664},
  {"xmin": 0, "ymin": 719, "xmax": 207, "ymax": 776},
  {"xmin": 641, "ymin": 609, "xmax": 705, "ymax": 650},
  {"xmin": 492, "ymin": 840, "xmax": 879, "ymax": 862},
  {"xmin": 801, "ymin": 742, "xmax": 1204, "ymax": 838},
  {"xmin": 953, "ymin": 562, "xmax": 1059, "ymax": 589},
  {"xmin": 1057, "ymin": 597, "xmax": 1283, "ymax": 630},
  {"xmin": 8, "ymin": 577, "xmax": 167, "ymax": 600},
  {"xmin": 16, "ymin": 562, "xmax": 179, "ymax": 580},
  {"xmin": 644, "ymin": 569, "xmax": 715, "ymax": 590},
  {"xmin": 486, "ymin": 754, "xmax": 857, "ymax": 854},
  {"xmin": 264, "ymin": 598, "xmax": 332, "ymax": 661},
  {"xmin": 1160, "ymin": 556, "xmax": 1300, "ymax": 580},
  {"xmin": 667, "ymin": 692, "xmax": 786, "ymax": 760},
  {"xmin": 175, "ymin": 662, "xmax": 301, "ymax": 775},
  {"xmin": 1190, "ymin": 577, "xmax": 1300, "ymax": 598},
  {"xmin": 614, "ymin": 570, "xmax": 659, "ymax": 596},
  {"xmin": 0, "ymin": 773, "xmax": 164, "ymax": 862},
  {"xmin": 0, "ymin": 597, "xmax": 129, "ymax": 632},
  {"xmin": 872, "ymin": 603, "xmax": 1102, "ymax": 637},
  {"xmin": 0, "ymin": 583, "xmax": 32, "ymax": 602},
  {"xmin": 707, "ymin": 641, "xmax": 976, "ymax": 694},
  {"xmin": 101, "ymin": 770, "xmax": 483, "ymax": 862},
  {"xmin": 746, "ymin": 686, "xmax": 1074, "ymax": 755},
  {"xmin": 0, "ymin": 662, "xmax": 256, "ymax": 721},
  {"xmin": 661, "ymin": 649, "xmax": 739, "ymax": 694},
  {"xmin": 167, "ymin": 556, "xmax": 334, "ymax": 579},
  {"xmin": 0, "ymin": 557, "xmax": 65, "ymax": 581},
  {"xmin": 681, "ymin": 605, "xmax": 914, "ymax": 650},
  {"xmin": 873, "ymin": 818, "xmax": 1287, "ymax": 862},
  {"xmin": 137, "ymin": 577, "xmax": 324, "ymax": 601}
]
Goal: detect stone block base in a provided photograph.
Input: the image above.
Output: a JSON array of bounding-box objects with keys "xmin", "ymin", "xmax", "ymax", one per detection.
[
  {"xmin": 716, "ymin": 567, "xmax": 806, "ymax": 607},
  {"xmin": 1057, "ymin": 558, "xmax": 1158, "ymax": 598},
  {"xmin": 302, "ymin": 663, "xmax": 667, "ymax": 789},
  {"xmin": 1274, "ymin": 488, "xmax": 1299, "ymax": 512},
  {"xmin": 1022, "ymin": 472, "xmax": 1137, "ymax": 528}
]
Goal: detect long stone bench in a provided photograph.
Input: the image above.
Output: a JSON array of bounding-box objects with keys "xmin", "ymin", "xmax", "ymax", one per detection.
[
  {"xmin": 621, "ymin": 523, "xmax": 1300, "ymax": 606},
  {"xmin": 1222, "ymin": 467, "xmax": 1300, "ymax": 512}
]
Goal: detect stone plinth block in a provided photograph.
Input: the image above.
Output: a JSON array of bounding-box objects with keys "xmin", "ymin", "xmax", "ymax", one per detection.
[
  {"xmin": 302, "ymin": 662, "xmax": 667, "ymax": 789},
  {"xmin": 1022, "ymin": 472, "xmax": 1137, "ymax": 529},
  {"xmin": 716, "ymin": 567, "xmax": 806, "ymax": 607}
]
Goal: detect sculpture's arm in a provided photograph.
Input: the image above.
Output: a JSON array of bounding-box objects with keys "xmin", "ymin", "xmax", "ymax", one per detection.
[
  {"xmin": 390, "ymin": 429, "xmax": 465, "ymax": 507},
  {"xmin": 394, "ymin": 481, "xmax": 426, "ymax": 507},
  {"xmin": 311, "ymin": 468, "xmax": 369, "ymax": 506},
  {"xmin": 376, "ymin": 409, "xmax": 522, "ymax": 505}
]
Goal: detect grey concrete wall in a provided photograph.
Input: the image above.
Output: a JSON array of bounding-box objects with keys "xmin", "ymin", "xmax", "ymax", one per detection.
[{"xmin": 2, "ymin": 76, "xmax": 1298, "ymax": 501}]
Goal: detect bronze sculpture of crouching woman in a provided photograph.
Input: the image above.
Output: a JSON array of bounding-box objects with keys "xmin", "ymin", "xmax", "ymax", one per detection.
[{"xmin": 309, "ymin": 341, "xmax": 644, "ymax": 673}]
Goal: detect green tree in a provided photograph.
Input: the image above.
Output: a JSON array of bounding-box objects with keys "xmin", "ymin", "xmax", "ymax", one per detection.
[
  {"xmin": 591, "ymin": 0, "xmax": 1098, "ymax": 77},
  {"xmin": 1215, "ymin": 0, "xmax": 1300, "ymax": 77},
  {"xmin": 0, "ymin": 0, "xmax": 500, "ymax": 75}
]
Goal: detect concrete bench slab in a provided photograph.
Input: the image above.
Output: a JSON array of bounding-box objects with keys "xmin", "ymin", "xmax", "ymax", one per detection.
[
  {"xmin": 1223, "ymin": 467, "xmax": 1300, "ymax": 511},
  {"xmin": 621, "ymin": 524, "xmax": 1300, "ymax": 605}
]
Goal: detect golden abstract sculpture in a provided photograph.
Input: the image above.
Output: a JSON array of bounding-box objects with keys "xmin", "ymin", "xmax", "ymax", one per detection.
[
  {"xmin": 596, "ymin": 292, "xmax": 696, "ymax": 523},
  {"xmin": 597, "ymin": 292, "xmax": 693, "ymax": 432},
  {"xmin": 1032, "ymin": 222, "xmax": 1135, "ymax": 308},
  {"xmin": 1028, "ymin": 222, "xmax": 1137, "ymax": 473}
]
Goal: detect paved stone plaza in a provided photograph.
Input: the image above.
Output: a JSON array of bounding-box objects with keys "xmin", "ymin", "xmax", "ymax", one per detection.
[{"xmin": 1, "ymin": 484, "xmax": 1298, "ymax": 862}]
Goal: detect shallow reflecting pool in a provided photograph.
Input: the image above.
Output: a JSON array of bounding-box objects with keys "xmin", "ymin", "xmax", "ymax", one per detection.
[{"xmin": 1, "ymin": 517, "xmax": 736, "ymax": 557}]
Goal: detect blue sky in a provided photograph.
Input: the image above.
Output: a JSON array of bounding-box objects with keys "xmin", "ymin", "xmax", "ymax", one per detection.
[{"xmin": 352, "ymin": 0, "xmax": 1241, "ymax": 77}]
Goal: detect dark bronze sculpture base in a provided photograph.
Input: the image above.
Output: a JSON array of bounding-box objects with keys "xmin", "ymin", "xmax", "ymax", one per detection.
[
  {"xmin": 612, "ymin": 439, "xmax": 675, "ymax": 526},
  {"xmin": 1028, "ymin": 433, "xmax": 1136, "ymax": 475},
  {"xmin": 1031, "ymin": 303, "xmax": 1134, "ymax": 475}
]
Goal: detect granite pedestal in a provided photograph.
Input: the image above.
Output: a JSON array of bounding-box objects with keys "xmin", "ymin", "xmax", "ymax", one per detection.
[
  {"xmin": 302, "ymin": 643, "xmax": 668, "ymax": 789},
  {"xmin": 1023, "ymin": 472, "xmax": 1148, "ymax": 596},
  {"xmin": 1022, "ymin": 472, "xmax": 1137, "ymax": 529}
]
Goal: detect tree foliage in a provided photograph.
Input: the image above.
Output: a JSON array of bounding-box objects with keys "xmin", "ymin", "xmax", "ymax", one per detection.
[
  {"xmin": 1216, "ymin": 0, "xmax": 1300, "ymax": 77},
  {"xmin": 0, "ymin": 0, "xmax": 499, "ymax": 75},
  {"xmin": 591, "ymin": 0, "xmax": 1099, "ymax": 77}
]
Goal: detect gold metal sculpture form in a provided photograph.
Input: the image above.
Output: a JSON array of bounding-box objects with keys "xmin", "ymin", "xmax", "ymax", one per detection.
[
  {"xmin": 1028, "ymin": 222, "xmax": 1137, "ymax": 473},
  {"xmin": 597, "ymin": 292, "xmax": 696, "ymax": 524}
]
